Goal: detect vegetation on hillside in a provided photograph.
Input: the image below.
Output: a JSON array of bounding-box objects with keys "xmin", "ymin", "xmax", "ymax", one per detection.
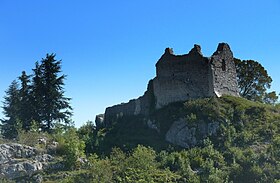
[
  {"xmin": 2, "ymin": 96, "xmax": 277, "ymax": 182},
  {"xmin": 71, "ymin": 96, "xmax": 280, "ymax": 183},
  {"xmin": 1, "ymin": 56, "xmax": 280, "ymax": 182}
]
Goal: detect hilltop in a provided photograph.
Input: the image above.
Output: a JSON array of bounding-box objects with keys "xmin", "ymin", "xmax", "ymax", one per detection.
[
  {"xmin": 85, "ymin": 95, "xmax": 280, "ymax": 182},
  {"xmin": 94, "ymin": 95, "xmax": 280, "ymax": 152},
  {"xmin": 101, "ymin": 43, "xmax": 239, "ymax": 128}
]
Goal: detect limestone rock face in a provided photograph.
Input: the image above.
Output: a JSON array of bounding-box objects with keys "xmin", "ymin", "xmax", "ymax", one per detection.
[
  {"xmin": 165, "ymin": 119, "xmax": 219, "ymax": 148},
  {"xmin": 95, "ymin": 114, "xmax": 105, "ymax": 128},
  {"xmin": 147, "ymin": 119, "xmax": 160, "ymax": 133},
  {"xmin": 0, "ymin": 143, "xmax": 54, "ymax": 182},
  {"xmin": 0, "ymin": 143, "xmax": 37, "ymax": 164},
  {"xmin": 165, "ymin": 119, "xmax": 197, "ymax": 148}
]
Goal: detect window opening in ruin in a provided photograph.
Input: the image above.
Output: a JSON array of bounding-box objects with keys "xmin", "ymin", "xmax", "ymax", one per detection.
[{"xmin": 222, "ymin": 59, "xmax": 226, "ymax": 71}]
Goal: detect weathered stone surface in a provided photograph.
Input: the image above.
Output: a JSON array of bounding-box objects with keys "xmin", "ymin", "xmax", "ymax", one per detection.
[
  {"xmin": 211, "ymin": 43, "xmax": 239, "ymax": 97},
  {"xmin": 103, "ymin": 80, "xmax": 155, "ymax": 127},
  {"xmin": 165, "ymin": 119, "xmax": 197, "ymax": 148},
  {"xmin": 153, "ymin": 43, "xmax": 238, "ymax": 109},
  {"xmin": 165, "ymin": 119, "xmax": 220, "ymax": 148},
  {"xmin": 1, "ymin": 160, "xmax": 43, "ymax": 179},
  {"xmin": 0, "ymin": 143, "xmax": 37, "ymax": 164},
  {"xmin": 95, "ymin": 114, "xmax": 105, "ymax": 128},
  {"xmin": 0, "ymin": 143, "xmax": 54, "ymax": 181},
  {"xmin": 101, "ymin": 43, "xmax": 239, "ymax": 129},
  {"xmin": 147, "ymin": 119, "xmax": 160, "ymax": 133},
  {"xmin": 188, "ymin": 44, "xmax": 203, "ymax": 56}
]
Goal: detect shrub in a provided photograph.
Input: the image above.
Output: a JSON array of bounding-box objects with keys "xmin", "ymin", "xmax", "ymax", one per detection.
[{"xmin": 56, "ymin": 128, "xmax": 85, "ymax": 170}]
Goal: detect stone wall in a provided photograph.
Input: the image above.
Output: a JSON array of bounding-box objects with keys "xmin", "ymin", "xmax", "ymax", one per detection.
[
  {"xmin": 104, "ymin": 99, "xmax": 137, "ymax": 126},
  {"xmin": 153, "ymin": 45, "xmax": 213, "ymax": 109},
  {"xmin": 100, "ymin": 43, "xmax": 240, "ymax": 126},
  {"xmin": 103, "ymin": 80, "xmax": 154, "ymax": 126},
  {"xmin": 210, "ymin": 43, "xmax": 239, "ymax": 97}
]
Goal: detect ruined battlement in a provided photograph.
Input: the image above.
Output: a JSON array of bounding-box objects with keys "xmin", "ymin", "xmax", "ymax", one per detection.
[{"xmin": 100, "ymin": 43, "xmax": 239, "ymax": 126}]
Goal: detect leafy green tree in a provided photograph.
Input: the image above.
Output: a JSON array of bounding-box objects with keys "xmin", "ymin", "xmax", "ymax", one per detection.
[
  {"xmin": 263, "ymin": 91, "xmax": 279, "ymax": 104},
  {"xmin": 0, "ymin": 80, "xmax": 21, "ymax": 139},
  {"xmin": 87, "ymin": 154, "xmax": 113, "ymax": 182},
  {"xmin": 234, "ymin": 58, "xmax": 277, "ymax": 103},
  {"xmin": 77, "ymin": 121, "xmax": 96, "ymax": 154},
  {"xmin": 121, "ymin": 145, "xmax": 179, "ymax": 182},
  {"xmin": 158, "ymin": 150, "xmax": 199, "ymax": 182},
  {"xmin": 57, "ymin": 128, "xmax": 85, "ymax": 170},
  {"xmin": 270, "ymin": 136, "xmax": 280, "ymax": 161},
  {"xmin": 109, "ymin": 147, "xmax": 127, "ymax": 181},
  {"xmin": 32, "ymin": 54, "xmax": 73, "ymax": 132}
]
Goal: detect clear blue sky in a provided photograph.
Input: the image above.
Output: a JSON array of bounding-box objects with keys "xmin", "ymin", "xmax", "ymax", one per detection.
[{"xmin": 1, "ymin": 0, "xmax": 280, "ymax": 127}]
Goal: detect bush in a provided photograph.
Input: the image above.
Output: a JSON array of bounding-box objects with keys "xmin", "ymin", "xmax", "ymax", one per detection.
[{"xmin": 54, "ymin": 128, "xmax": 85, "ymax": 170}]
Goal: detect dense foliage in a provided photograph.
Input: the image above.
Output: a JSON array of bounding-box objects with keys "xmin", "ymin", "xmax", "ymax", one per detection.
[
  {"xmin": 0, "ymin": 54, "xmax": 72, "ymax": 138},
  {"xmin": 0, "ymin": 101, "xmax": 279, "ymax": 182},
  {"xmin": 0, "ymin": 81, "xmax": 21, "ymax": 139},
  {"xmin": 34, "ymin": 55, "xmax": 72, "ymax": 132},
  {"xmin": 234, "ymin": 58, "xmax": 278, "ymax": 103},
  {"xmin": 35, "ymin": 96, "xmax": 280, "ymax": 183}
]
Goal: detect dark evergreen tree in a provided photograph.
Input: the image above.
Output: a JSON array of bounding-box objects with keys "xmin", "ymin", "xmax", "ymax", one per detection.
[
  {"xmin": 0, "ymin": 80, "xmax": 21, "ymax": 139},
  {"xmin": 18, "ymin": 71, "xmax": 33, "ymax": 131},
  {"xmin": 30, "ymin": 62, "xmax": 44, "ymax": 129},
  {"xmin": 36, "ymin": 54, "xmax": 72, "ymax": 132}
]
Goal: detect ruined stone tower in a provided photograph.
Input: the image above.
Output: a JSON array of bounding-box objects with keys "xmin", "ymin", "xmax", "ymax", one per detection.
[
  {"xmin": 153, "ymin": 43, "xmax": 239, "ymax": 108},
  {"xmin": 102, "ymin": 43, "xmax": 239, "ymax": 126}
]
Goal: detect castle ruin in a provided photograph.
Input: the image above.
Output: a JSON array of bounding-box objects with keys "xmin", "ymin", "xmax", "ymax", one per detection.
[{"xmin": 101, "ymin": 43, "xmax": 239, "ymax": 126}]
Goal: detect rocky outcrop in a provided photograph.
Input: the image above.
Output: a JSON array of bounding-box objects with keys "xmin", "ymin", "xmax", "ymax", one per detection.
[
  {"xmin": 165, "ymin": 118, "xmax": 219, "ymax": 148},
  {"xmin": 0, "ymin": 143, "xmax": 54, "ymax": 182}
]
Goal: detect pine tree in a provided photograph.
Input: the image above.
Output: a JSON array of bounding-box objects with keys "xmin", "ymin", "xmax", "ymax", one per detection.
[
  {"xmin": 1, "ymin": 54, "xmax": 72, "ymax": 135},
  {"xmin": 0, "ymin": 80, "xmax": 21, "ymax": 139},
  {"xmin": 36, "ymin": 54, "xmax": 72, "ymax": 132},
  {"xmin": 18, "ymin": 71, "xmax": 33, "ymax": 131},
  {"xmin": 30, "ymin": 62, "xmax": 44, "ymax": 129}
]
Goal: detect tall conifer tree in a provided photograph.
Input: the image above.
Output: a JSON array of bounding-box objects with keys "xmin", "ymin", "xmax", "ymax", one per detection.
[
  {"xmin": 0, "ymin": 80, "xmax": 21, "ymax": 139},
  {"xmin": 18, "ymin": 71, "xmax": 33, "ymax": 131},
  {"xmin": 30, "ymin": 62, "xmax": 44, "ymax": 128},
  {"xmin": 37, "ymin": 54, "xmax": 72, "ymax": 132},
  {"xmin": 1, "ymin": 54, "xmax": 72, "ymax": 135}
]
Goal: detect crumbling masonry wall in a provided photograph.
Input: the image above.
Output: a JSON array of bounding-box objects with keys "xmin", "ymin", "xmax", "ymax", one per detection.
[
  {"xmin": 152, "ymin": 43, "xmax": 239, "ymax": 108},
  {"xmin": 153, "ymin": 45, "xmax": 213, "ymax": 109},
  {"xmin": 104, "ymin": 80, "xmax": 154, "ymax": 126},
  {"xmin": 100, "ymin": 43, "xmax": 239, "ymax": 126},
  {"xmin": 211, "ymin": 43, "xmax": 239, "ymax": 97}
]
